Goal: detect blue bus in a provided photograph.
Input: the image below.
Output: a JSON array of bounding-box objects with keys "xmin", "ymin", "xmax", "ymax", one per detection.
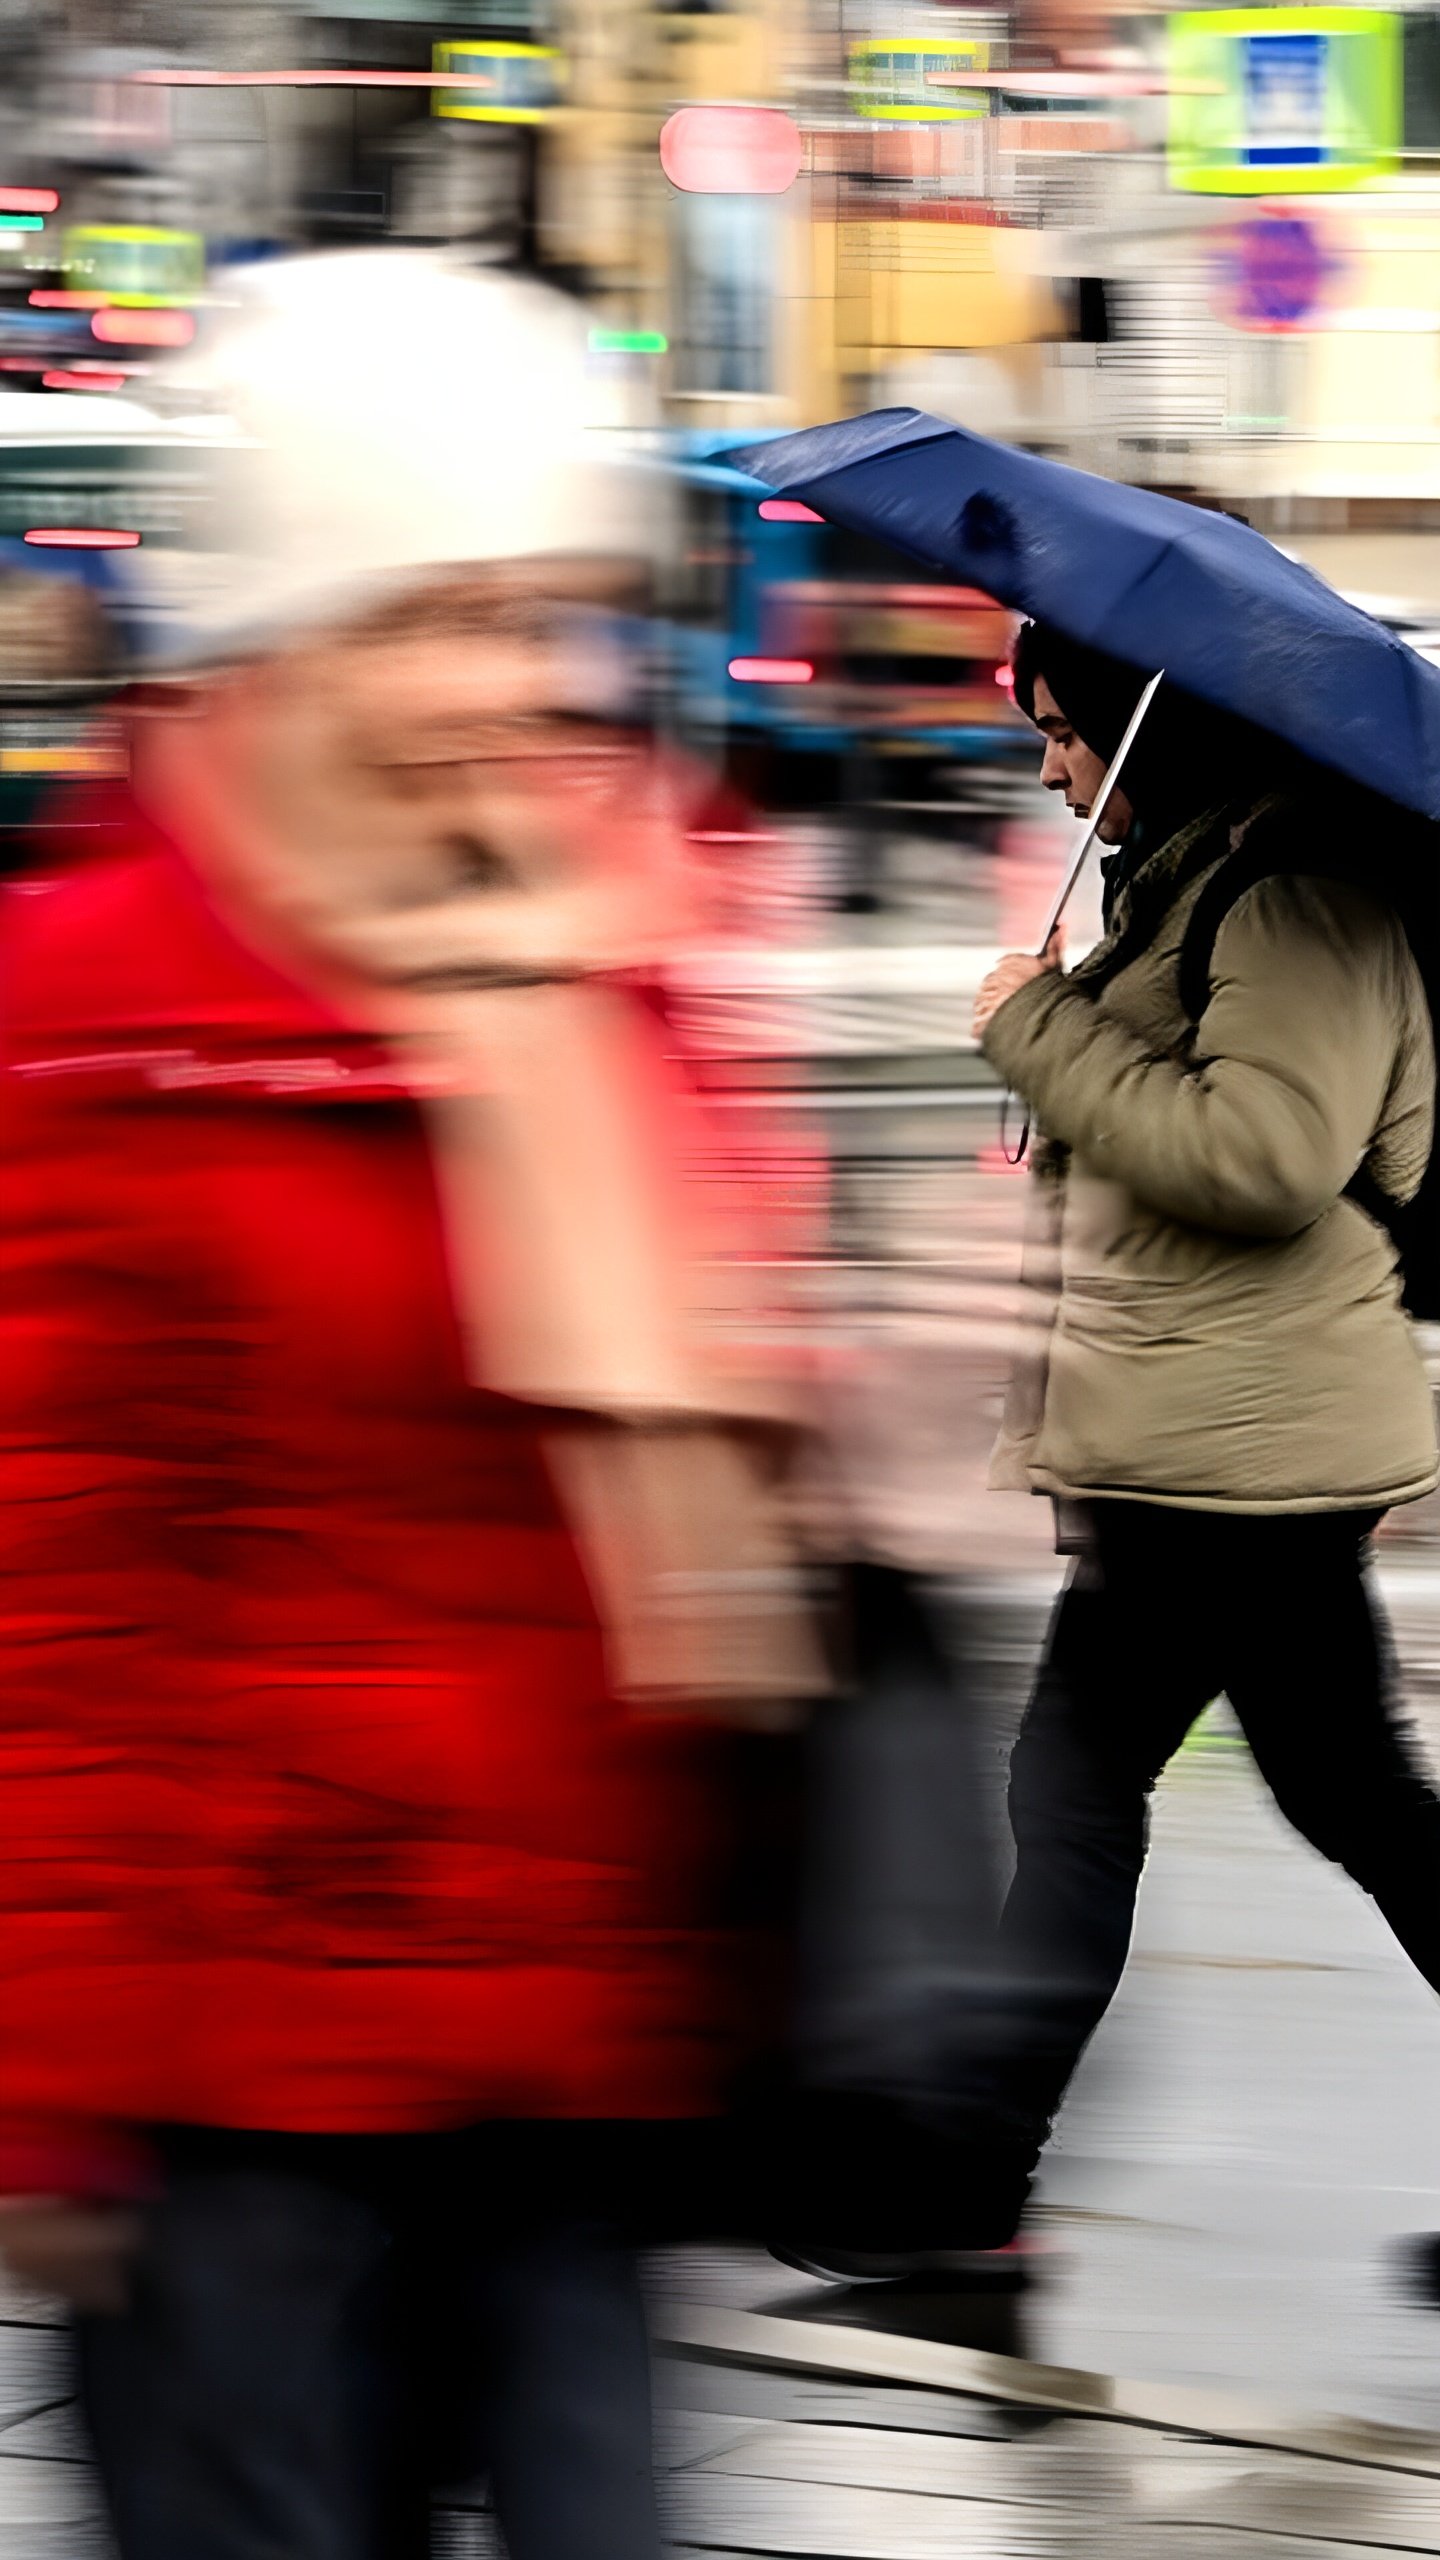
[{"xmin": 665, "ymin": 427, "xmax": 1031, "ymax": 776}]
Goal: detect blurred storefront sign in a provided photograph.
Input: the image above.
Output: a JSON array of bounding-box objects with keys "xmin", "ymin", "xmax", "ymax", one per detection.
[
  {"xmin": 0, "ymin": 710, "xmax": 127, "ymax": 841},
  {"xmin": 0, "ymin": 732, "xmax": 125, "ymax": 771},
  {"xmin": 995, "ymin": 114, "xmax": 1132, "ymax": 155},
  {"xmin": 1168, "ymin": 8, "xmax": 1401, "ymax": 193},
  {"xmin": 836, "ymin": 209, "xmax": 1054, "ymax": 352},
  {"xmin": 1210, "ymin": 207, "xmax": 1340, "ymax": 331},
  {"xmin": 848, "ymin": 38, "xmax": 990, "ymax": 122},
  {"xmin": 431, "ymin": 41, "xmax": 564, "ymax": 123},
  {"xmin": 809, "ymin": 122, "xmax": 990, "ymax": 197}
]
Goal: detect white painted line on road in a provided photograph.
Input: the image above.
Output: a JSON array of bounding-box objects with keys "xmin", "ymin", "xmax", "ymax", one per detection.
[{"xmin": 655, "ymin": 2304, "xmax": 1440, "ymax": 2481}]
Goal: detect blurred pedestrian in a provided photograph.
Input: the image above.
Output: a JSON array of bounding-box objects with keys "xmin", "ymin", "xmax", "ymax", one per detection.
[
  {"xmin": 0, "ymin": 253, "xmax": 822, "ymax": 2560},
  {"xmin": 956, "ymin": 619, "xmax": 1440, "ymax": 2242}
]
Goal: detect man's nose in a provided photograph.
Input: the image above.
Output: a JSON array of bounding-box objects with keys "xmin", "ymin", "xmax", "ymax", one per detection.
[{"xmin": 1039, "ymin": 742, "xmax": 1068, "ymax": 792}]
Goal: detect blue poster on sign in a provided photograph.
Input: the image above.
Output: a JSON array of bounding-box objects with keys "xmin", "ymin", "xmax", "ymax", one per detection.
[{"xmin": 1244, "ymin": 29, "xmax": 1328, "ymax": 165}]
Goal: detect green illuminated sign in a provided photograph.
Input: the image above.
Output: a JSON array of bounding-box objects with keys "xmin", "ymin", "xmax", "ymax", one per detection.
[{"xmin": 588, "ymin": 328, "xmax": 668, "ymax": 355}]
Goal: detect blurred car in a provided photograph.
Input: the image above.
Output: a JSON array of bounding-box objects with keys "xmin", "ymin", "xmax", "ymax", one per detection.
[{"xmin": 666, "ymin": 427, "xmax": 1030, "ymax": 786}]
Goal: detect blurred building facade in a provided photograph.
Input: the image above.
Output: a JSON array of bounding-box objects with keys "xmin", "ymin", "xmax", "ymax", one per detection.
[{"xmin": 0, "ymin": 0, "xmax": 1438, "ymax": 644}]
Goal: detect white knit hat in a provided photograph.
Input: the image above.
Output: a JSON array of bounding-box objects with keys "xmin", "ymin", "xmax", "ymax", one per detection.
[{"xmin": 149, "ymin": 249, "xmax": 663, "ymax": 662}]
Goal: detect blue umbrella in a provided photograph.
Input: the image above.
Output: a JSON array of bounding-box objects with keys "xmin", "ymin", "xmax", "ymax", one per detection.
[{"xmin": 729, "ymin": 408, "xmax": 1440, "ymax": 824}]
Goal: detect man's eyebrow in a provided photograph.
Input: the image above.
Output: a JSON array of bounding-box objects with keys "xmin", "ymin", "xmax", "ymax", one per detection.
[{"xmin": 1035, "ymin": 712, "xmax": 1067, "ymax": 734}]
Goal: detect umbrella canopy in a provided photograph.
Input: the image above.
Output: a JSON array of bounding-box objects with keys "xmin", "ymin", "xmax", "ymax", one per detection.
[{"xmin": 730, "ymin": 409, "xmax": 1440, "ymax": 824}]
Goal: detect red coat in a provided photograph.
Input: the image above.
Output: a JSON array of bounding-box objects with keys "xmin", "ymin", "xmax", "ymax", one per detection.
[{"xmin": 0, "ymin": 800, "xmax": 743, "ymax": 2195}]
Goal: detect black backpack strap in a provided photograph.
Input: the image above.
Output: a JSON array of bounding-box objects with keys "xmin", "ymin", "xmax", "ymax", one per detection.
[
  {"xmin": 1346, "ymin": 1160, "xmax": 1403, "ymax": 1243},
  {"xmin": 1177, "ymin": 839, "xmax": 1407, "ymax": 1249},
  {"xmin": 1177, "ymin": 838, "xmax": 1299, "ymax": 1028}
]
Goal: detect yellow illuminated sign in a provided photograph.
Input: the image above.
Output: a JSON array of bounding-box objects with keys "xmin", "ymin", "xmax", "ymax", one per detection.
[
  {"xmin": 432, "ymin": 40, "xmax": 565, "ymax": 123},
  {"xmin": 0, "ymin": 743, "xmax": 127, "ymax": 776},
  {"xmin": 62, "ymin": 225, "xmax": 205, "ymax": 307}
]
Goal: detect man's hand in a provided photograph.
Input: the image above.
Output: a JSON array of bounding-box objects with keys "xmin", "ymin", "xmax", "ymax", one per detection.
[
  {"xmin": 0, "ymin": 2198, "xmax": 142, "ymax": 2313},
  {"xmin": 973, "ymin": 933, "xmax": 1063, "ymax": 1040}
]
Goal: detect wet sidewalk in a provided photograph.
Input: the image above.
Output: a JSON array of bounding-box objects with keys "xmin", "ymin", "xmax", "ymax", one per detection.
[
  {"xmin": 652, "ymin": 2321, "xmax": 1440, "ymax": 2560},
  {"xmin": 10, "ymin": 2269, "xmax": 1439, "ymax": 2560}
]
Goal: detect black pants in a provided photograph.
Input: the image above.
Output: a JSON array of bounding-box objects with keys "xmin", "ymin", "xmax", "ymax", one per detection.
[
  {"xmin": 77, "ymin": 2124, "xmax": 662, "ymax": 2560},
  {"xmin": 964, "ymin": 1502, "xmax": 1440, "ymax": 2185}
]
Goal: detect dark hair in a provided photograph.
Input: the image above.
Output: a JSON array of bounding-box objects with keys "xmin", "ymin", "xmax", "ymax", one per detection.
[
  {"xmin": 1011, "ymin": 618, "xmax": 1294, "ymax": 838},
  {"xmin": 1011, "ymin": 620, "xmax": 1146, "ymax": 767}
]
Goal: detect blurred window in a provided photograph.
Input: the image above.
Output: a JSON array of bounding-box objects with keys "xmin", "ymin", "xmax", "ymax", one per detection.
[
  {"xmin": 0, "ymin": 571, "xmax": 111, "ymax": 685},
  {"xmin": 674, "ymin": 486, "xmax": 744, "ymax": 621},
  {"xmin": 671, "ymin": 194, "xmax": 774, "ymax": 395},
  {"xmin": 1404, "ymin": 12, "xmax": 1440, "ymax": 151},
  {"xmin": 818, "ymin": 525, "xmax": 944, "ymax": 585},
  {"xmin": 847, "ymin": 37, "xmax": 988, "ymax": 122}
]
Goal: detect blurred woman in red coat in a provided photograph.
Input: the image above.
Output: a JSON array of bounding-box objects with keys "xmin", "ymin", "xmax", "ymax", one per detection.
[{"xmin": 0, "ymin": 253, "xmax": 821, "ymax": 2560}]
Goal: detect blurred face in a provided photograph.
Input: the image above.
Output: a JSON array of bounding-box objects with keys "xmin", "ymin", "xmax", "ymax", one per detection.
[
  {"xmin": 176, "ymin": 568, "xmax": 655, "ymax": 979},
  {"xmin": 1032, "ymin": 673, "xmax": 1134, "ymax": 849}
]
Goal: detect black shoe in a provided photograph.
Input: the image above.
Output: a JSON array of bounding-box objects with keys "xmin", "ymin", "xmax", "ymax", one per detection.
[
  {"xmin": 769, "ymin": 2234, "xmax": 1042, "ymax": 2292},
  {"xmin": 1395, "ymin": 2232, "xmax": 1440, "ymax": 2308}
]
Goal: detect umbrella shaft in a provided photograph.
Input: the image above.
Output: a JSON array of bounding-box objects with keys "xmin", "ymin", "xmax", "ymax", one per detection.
[{"xmin": 1037, "ymin": 668, "xmax": 1165, "ymax": 955}]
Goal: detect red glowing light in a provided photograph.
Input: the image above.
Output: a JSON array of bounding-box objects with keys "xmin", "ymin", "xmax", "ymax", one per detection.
[
  {"xmin": 30, "ymin": 289, "xmax": 107, "ymax": 309},
  {"xmin": 92, "ymin": 307, "xmax": 194, "ymax": 346},
  {"xmin": 758, "ymin": 499, "xmax": 824, "ymax": 524},
  {"xmin": 42, "ymin": 368, "xmax": 126, "ymax": 391},
  {"xmin": 728, "ymin": 657, "xmax": 814, "ymax": 685},
  {"xmin": 0, "ymin": 186, "xmax": 58, "ymax": 213},
  {"xmin": 24, "ymin": 527, "xmax": 141, "ymax": 549},
  {"xmin": 995, "ymin": 663, "xmax": 1016, "ymax": 691},
  {"xmin": 660, "ymin": 106, "xmax": 803, "ymax": 196}
]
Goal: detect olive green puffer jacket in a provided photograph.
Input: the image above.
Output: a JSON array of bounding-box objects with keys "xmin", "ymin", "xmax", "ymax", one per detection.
[{"xmin": 982, "ymin": 810, "xmax": 1438, "ymax": 1513}]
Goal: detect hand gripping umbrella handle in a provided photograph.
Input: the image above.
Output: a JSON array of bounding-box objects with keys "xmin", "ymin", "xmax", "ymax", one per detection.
[{"xmin": 1035, "ymin": 668, "xmax": 1165, "ymax": 956}]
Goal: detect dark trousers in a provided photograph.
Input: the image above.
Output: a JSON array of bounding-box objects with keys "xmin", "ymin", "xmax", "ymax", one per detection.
[
  {"xmin": 974, "ymin": 1502, "xmax": 1440, "ymax": 2172},
  {"xmin": 77, "ymin": 2125, "xmax": 662, "ymax": 2560}
]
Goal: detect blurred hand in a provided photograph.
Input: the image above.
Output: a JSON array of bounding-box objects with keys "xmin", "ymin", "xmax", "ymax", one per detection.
[
  {"xmin": 0, "ymin": 2198, "xmax": 142, "ymax": 2313},
  {"xmin": 973, "ymin": 932, "xmax": 1062, "ymax": 1039}
]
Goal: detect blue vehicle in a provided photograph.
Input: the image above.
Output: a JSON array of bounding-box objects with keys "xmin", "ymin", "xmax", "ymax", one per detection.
[{"xmin": 665, "ymin": 426, "xmax": 1031, "ymax": 773}]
